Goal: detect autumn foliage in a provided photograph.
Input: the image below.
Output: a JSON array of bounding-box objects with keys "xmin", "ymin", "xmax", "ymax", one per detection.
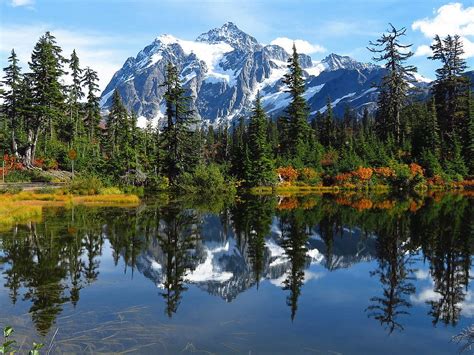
[
  {"xmin": 0, "ymin": 154, "xmax": 24, "ymax": 177},
  {"xmin": 352, "ymin": 167, "xmax": 373, "ymax": 181},
  {"xmin": 277, "ymin": 166, "xmax": 299, "ymax": 182}
]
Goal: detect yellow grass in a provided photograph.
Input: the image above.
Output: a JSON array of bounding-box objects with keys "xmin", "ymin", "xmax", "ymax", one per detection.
[
  {"xmin": 0, "ymin": 203, "xmax": 43, "ymax": 230},
  {"xmin": 0, "ymin": 192, "xmax": 140, "ymax": 229}
]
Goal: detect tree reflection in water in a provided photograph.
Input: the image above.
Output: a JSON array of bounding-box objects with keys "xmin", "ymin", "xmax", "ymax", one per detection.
[{"xmin": 0, "ymin": 192, "xmax": 472, "ymax": 336}]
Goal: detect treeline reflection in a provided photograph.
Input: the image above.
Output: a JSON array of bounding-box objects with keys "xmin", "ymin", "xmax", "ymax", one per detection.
[{"xmin": 0, "ymin": 192, "xmax": 472, "ymax": 335}]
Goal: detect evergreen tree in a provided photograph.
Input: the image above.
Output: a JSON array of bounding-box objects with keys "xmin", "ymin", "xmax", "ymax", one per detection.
[
  {"xmin": 107, "ymin": 89, "xmax": 126, "ymax": 156},
  {"xmin": 1, "ymin": 49, "xmax": 22, "ymax": 157},
  {"xmin": 230, "ymin": 117, "xmax": 247, "ymax": 179},
  {"xmin": 67, "ymin": 50, "xmax": 84, "ymax": 142},
  {"xmin": 467, "ymin": 91, "xmax": 474, "ymax": 174},
  {"xmin": 29, "ymin": 31, "xmax": 67, "ymax": 144},
  {"xmin": 81, "ymin": 67, "xmax": 101, "ymax": 141},
  {"xmin": 320, "ymin": 99, "xmax": 337, "ymax": 147},
  {"xmin": 429, "ymin": 34, "xmax": 470, "ymax": 161},
  {"xmin": 282, "ymin": 44, "xmax": 311, "ymax": 161},
  {"xmin": 368, "ymin": 24, "xmax": 416, "ymax": 145},
  {"xmin": 160, "ymin": 62, "xmax": 198, "ymax": 184},
  {"xmin": 246, "ymin": 93, "xmax": 275, "ymax": 187}
]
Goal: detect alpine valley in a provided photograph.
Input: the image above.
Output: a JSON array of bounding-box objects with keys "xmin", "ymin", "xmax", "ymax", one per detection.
[{"xmin": 100, "ymin": 22, "xmax": 433, "ymax": 127}]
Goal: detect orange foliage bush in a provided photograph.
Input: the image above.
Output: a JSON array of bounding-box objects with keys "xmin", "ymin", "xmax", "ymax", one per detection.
[
  {"xmin": 427, "ymin": 175, "xmax": 445, "ymax": 186},
  {"xmin": 33, "ymin": 158, "xmax": 44, "ymax": 169},
  {"xmin": 0, "ymin": 154, "xmax": 24, "ymax": 176},
  {"xmin": 374, "ymin": 167, "xmax": 395, "ymax": 178},
  {"xmin": 335, "ymin": 197, "xmax": 352, "ymax": 206},
  {"xmin": 455, "ymin": 180, "xmax": 474, "ymax": 187},
  {"xmin": 277, "ymin": 166, "xmax": 299, "ymax": 183},
  {"xmin": 374, "ymin": 200, "xmax": 396, "ymax": 209},
  {"xmin": 352, "ymin": 167, "xmax": 373, "ymax": 181},
  {"xmin": 277, "ymin": 197, "xmax": 299, "ymax": 210},
  {"xmin": 352, "ymin": 198, "xmax": 373, "ymax": 210},
  {"xmin": 409, "ymin": 200, "xmax": 421, "ymax": 212},
  {"xmin": 409, "ymin": 163, "xmax": 424, "ymax": 177},
  {"xmin": 335, "ymin": 172, "xmax": 353, "ymax": 183}
]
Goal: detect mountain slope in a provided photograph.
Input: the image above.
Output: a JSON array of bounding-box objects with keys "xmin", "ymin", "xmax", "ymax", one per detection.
[{"xmin": 100, "ymin": 22, "xmax": 431, "ymax": 126}]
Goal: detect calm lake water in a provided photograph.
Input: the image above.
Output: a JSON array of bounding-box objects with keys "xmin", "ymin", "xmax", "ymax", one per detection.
[{"xmin": 0, "ymin": 192, "xmax": 473, "ymax": 354}]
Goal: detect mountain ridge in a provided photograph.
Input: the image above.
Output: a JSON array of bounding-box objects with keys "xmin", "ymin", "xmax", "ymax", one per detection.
[{"xmin": 100, "ymin": 22, "xmax": 431, "ymax": 127}]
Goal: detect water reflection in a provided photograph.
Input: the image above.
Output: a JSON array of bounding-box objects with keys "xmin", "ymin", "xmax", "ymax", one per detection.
[{"xmin": 0, "ymin": 192, "xmax": 472, "ymax": 338}]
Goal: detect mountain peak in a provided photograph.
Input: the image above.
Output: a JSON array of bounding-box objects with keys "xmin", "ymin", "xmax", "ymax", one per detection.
[
  {"xmin": 196, "ymin": 22, "xmax": 261, "ymax": 51},
  {"xmin": 322, "ymin": 53, "xmax": 377, "ymax": 71}
]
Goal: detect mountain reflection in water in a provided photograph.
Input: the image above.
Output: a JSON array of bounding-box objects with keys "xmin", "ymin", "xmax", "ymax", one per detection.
[{"xmin": 0, "ymin": 192, "xmax": 472, "ymax": 354}]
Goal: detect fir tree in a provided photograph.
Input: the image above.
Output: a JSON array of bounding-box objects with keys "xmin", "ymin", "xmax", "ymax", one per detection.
[
  {"xmin": 246, "ymin": 92, "xmax": 275, "ymax": 187},
  {"xmin": 29, "ymin": 31, "xmax": 67, "ymax": 144},
  {"xmin": 160, "ymin": 62, "xmax": 198, "ymax": 184},
  {"xmin": 107, "ymin": 89, "xmax": 126, "ymax": 156},
  {"xmin": 368, "ymin": 24, "xmax": 416, "ymax": 145},
  {"xmin": 1, "ymin": 49, "xmax": 22, "ymax": 157},
  {"xmin": 282, "ymin": 44, "xmax": 311, "ymax": 161},
  {"xmin": 467, "ymin": 91, "xmax": 474, "ymax": 174},
  {"xmin": 81, "ymin": 67, "xmax": 101, "ymax": 141},
  {"xmin": 67, "ymin": 50, "xmax": 84, "ymax": 142},
  {"xmin": 429, "ymin": 34, "xmax": 470, "ymax": 160}
]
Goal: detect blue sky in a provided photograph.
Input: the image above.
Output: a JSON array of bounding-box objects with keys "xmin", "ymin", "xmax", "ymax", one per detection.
[{"xmin": 1, "ymin": 0, "xmax": 473, "ymax": 91}]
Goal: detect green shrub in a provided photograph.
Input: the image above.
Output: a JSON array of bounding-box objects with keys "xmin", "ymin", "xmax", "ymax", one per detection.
[
  {"xmin": 66, "ymin": 176, "xmax": 104, "ymax": 195},
  {"xmin": 0, "ymin": 186, "xmax": 23, "ymax": 194},
  {"xmin": 4, "ymin": 169, "xmax": 52, "ymax": 183},
  {"xmin": 29, "ymin": 170, "xmax": 53, "ymax": 182},
  {"xmin": 145, "ymin": 175, "xmax": 169, "ymax": 191},
  {"xmin": 179, "ymin": 164, "xmax": 236, "ymax": 195},
  {"xmin": 298, "ymin": 167, "xmax": 321, "ymax": 185},
  {"xmin": 99, "ymin": 186, "xmax": 123, "ymax": 195},
  {"xmin": 121, "ymin": 185, "xmax": 145, "ymax": 197},
  {"xmin": 36, "ymin": 187, "xmax": 57, "ymax": 194},
  {"xmin": 419, "ymin": 150, "xmax": 443, "ymax": 177},
  {"xmin": 4, "ymin": 170, "xmax": 31, "ymax": 183}
]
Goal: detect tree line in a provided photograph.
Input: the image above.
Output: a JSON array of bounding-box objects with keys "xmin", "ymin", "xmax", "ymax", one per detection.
[{"xmin": 1, "ymin": 25, "xmax": 473, "ymax": 190}]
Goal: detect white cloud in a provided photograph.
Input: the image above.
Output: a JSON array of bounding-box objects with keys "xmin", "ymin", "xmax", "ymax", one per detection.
[
  {"xmin": 270, "ymin": 37, "xmax": 326, "ymax": 55},
  {"xmin": 10, "ymin": 0, "xmax": 34, "ymax": 8},
  {"xmin": 414, "ymin": 44, "xmax": 433, "ymax": 57},
  {"xmin": 410, "ymin": 287, "xmax": 441, "ymax": 304},
  {"xmin": 412, "ymin": 3, "xmax": 474, "ymax": 58},
  {"xmin": 0, "ymin": 24, "xmax": 128, "ymax": 92}
]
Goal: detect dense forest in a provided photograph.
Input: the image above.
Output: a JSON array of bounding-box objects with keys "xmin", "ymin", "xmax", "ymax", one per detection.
[{"xmin": 1, "ymin": 25, "xmax": 473, "ymax": 193}]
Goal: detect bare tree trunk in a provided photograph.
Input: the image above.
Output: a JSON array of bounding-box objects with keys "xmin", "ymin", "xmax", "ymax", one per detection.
[
  {"xmin": 23, "ymin": 126, "xmax": 40, "ymax": 168},
  {"xmin": 11, "ymin": 128, "xmax": 19, "ymax": 158}
]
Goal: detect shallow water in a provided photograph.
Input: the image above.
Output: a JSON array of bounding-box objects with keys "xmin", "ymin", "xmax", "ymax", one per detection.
[{"xmin": 0, "ymin": 192, "xmax": 473, "ymax": 354}]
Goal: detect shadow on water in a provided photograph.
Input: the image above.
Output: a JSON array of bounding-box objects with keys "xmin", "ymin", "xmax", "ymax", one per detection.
[{"xmin": 0, "ymin": 191, "xmax": 473, "ymax": 352}]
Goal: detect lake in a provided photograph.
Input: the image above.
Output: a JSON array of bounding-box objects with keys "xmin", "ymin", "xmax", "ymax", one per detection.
[{"xmin": 0, "ymin": 192, "xmax": 473, "ymax": 354}]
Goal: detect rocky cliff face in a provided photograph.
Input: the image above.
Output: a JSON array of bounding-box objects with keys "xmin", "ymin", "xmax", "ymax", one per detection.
[{"xmin": 101, "ymin": 22, "xmax": 431, "ymax": 126}]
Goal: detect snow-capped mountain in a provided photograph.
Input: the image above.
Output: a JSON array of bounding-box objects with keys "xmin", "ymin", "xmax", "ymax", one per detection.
[{"xmin": 100, "ymin": 22, "xmax": 431, "ymax": 126}]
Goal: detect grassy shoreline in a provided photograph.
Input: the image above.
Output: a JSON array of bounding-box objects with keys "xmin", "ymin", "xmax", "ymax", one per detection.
[
  {"xmin": 249, "ymin": 182, "xmax": 472, "ymax": 195},
  {"xmin": 0, "ymin": 190, "xmax": 140, "ymax": 230}
]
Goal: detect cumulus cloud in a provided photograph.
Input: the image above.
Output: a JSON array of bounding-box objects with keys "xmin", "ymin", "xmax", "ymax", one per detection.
[
  {"xmin": 270, "ymin": 37, "xmax": 326, "ymax": 55},
  {"xmin": 0, "ymin": 24, "xmax": 128, "ymax": 91},
  {"xmin": 412, "ymin": 3, "xmax": 474, "ymax": 58},
  {"xmin": 10, "ymin": 0, "xmax": 34, "ymax": 8},
  {"xmin": 414, "ymin": 44, "xmax": 433, "ymax": 57}
]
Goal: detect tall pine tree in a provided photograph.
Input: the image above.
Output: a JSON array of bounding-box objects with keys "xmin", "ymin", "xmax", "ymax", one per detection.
[
  {"xmin": 246, "ymin": 92, "xmax": 275, "ymax": 187},
  {"xmin": 368, "ymin": 24, "xmax": 416, "ymax": 145},
  {"xmin": 282, "ymin": 44, "xmax": 311, "ymax": 162},
  {"xmin": 1, "ymin": 49, "xmax": 22, "ymax": 157}
]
